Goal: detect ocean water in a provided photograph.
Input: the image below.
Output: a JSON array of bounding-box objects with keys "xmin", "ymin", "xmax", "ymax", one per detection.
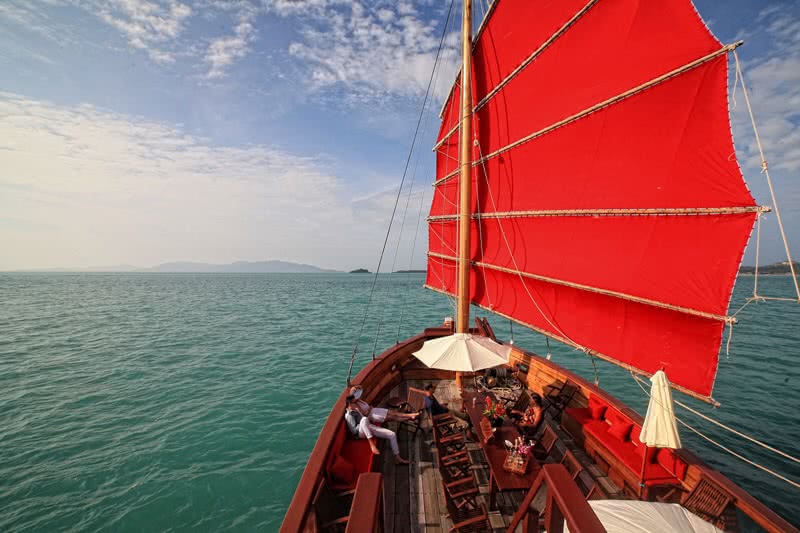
[{"xmin": 1, "ymin": 273, "xmax": 798, "ymax": 531}]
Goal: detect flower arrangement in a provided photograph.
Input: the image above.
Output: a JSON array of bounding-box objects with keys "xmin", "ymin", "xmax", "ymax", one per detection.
[
  {"xmin": 503, "ymin": 436, "xmax": 533, "ymax": 475},
  {"xmin": 511, "ymin": 436, "xmax": 532, "ymax": 456},
  {"xmin": 482, "ymin": 396, "xmax": 506, "ymax": 419}
]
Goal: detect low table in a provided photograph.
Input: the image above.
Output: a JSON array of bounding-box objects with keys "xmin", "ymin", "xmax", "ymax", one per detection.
[{"xmin": 461, "ymin": 390, "xmax": 541, "ymax": 509}]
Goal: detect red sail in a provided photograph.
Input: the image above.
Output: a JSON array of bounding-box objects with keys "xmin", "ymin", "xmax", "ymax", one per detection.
[{"xmin": 425, "ymin": 0, "xmax": 757, "ymax": 400}]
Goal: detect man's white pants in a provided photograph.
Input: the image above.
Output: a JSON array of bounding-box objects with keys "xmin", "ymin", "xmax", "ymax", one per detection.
[{"xmin": 357, "ymin": 417, "xmax": 399, "ymax": 456}]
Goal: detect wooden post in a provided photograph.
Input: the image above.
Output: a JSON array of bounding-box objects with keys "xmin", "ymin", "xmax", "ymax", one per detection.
[
  {"xmin": 639, "ymin": 445, "xmax": 648, "ymax": 498},
  {"xmin": 455, "ymin": 0, "xmax": 474, "ymax": 391}
]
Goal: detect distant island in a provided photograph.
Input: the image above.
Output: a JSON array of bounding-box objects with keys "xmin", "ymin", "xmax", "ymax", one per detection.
[
  {"xmin": 13, "ymin": 260, "xmax": 341, "ymax": 274},
  {"xmin": 739, "ymin": 261, "xmax": 799, "ymax": 275},
  {"xmin": 349, "ymin": 268, "xmax": 370, "ymax": 274}
]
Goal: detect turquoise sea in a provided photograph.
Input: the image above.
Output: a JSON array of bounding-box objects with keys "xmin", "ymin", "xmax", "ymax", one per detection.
[{"xmin": 1, "ymin": 273, "xmax": 798, "ymax": 531}]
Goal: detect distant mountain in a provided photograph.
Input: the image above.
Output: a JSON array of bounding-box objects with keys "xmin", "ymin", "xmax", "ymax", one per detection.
[
  {"xmin": 395, "ymin": 269, "xmax": 426, "ymax": 273},
  {"xmin": 144, "ymin": 261, "xmax": 339, "ymax": 273},
  {"xmin": 739, "ymin": 261, "xmax": 799, "ymax": 275},
  {"xmin": 12, "ymin": 260, "xmax": 340, "ymax": 273}
]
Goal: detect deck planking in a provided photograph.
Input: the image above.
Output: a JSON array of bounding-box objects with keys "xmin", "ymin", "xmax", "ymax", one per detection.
[{"xmin": 376, "ymin": 378, "xmax": 623, "ymax": 531}]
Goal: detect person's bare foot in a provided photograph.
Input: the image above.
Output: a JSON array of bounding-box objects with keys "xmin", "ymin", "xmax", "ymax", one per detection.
[
  {"xmin": 395, "ymin": 456, "xmax": 410, "ymax": 465},
  {"xmin": 369, "ymin": 443, "xmax": 380, "ymax": 455}
]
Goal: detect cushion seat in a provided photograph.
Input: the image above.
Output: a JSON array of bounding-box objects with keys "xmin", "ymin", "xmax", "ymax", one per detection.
[{"xmin": 325, "ymin": 420, "xmax": 375, "ymax": 490}]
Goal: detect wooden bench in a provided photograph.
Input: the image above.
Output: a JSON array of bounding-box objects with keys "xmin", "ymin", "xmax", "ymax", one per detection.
[
  {"xmin": 312, "ymin": 473, "xmax": 384, "ymax": 533},
  {"xmin": 563, "ymin": 394, "xmax": 687, "ymax": 498}
]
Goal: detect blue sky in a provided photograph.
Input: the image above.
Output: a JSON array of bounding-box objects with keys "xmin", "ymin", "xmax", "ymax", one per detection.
[{"xmin": 0, "ymin": 0, "xmax": 798, "ymax": 273}]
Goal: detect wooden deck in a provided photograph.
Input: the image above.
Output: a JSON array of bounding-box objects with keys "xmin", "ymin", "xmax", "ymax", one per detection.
[{"xmin": 376, "ymin": 379, "xmax": 628, "ymax": 533}]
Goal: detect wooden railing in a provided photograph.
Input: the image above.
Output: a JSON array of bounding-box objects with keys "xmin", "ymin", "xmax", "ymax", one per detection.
[
  {"xmin": 280, "ymin": 327, "xmax": 452, "ymax": 533},
  {"xmin": 506, "ymin": 464, "xmax": 606, "ymax": 533},
  {"xmin": 345, "ymin": 473, "xmax": 383, "ymax": 533},
  {"xmin": 509, "ymin": 348, "xmax": 800, "ymax": 533}
]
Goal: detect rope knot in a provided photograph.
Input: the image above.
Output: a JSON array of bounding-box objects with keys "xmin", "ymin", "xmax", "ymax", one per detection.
[{"xmin": 761, "ymin": 160, "xmax": 768, "ymax": 172}]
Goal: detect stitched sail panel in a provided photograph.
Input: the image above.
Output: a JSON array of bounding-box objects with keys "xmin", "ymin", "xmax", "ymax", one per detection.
[{"xmin": 426, "ymin": 0, "xmax": 757, "ymax": 399}]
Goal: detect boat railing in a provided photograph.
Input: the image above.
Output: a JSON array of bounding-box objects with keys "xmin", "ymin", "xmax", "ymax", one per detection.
[
  {"xmin": 506, "ymin": 464, "xmax": 607, "ymax": 533},
  {"xmin": 344, "ymin": 473, "xmax": 383, "ymax": 533}
]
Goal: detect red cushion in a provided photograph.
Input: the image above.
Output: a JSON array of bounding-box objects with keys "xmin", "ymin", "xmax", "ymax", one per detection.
[
  {"xmin": 590, "ymin": 405, "xmax": 607, "ymax": 420},
  {"xmin": 656, "ymin": 448, "xmax": 689, "ymax": 480},
  {"xmin": 608, "ymin": 422, "xmax": 633, "ymax": 441},
  {"xmin": 604, "ymin": 409, "xmax": 629, "ymax": 428},
  {"xmin": 588, "ymin": 395, "xmax": 608, "ymax": 411},
  {"xmin": 330, "ymin": 455, "xmax": 356, "ymax": 484},
  {"xmin": 341, "ymin": 439, "xmax": 374, "ymax": 475},
  {"xmin": 584, "ymin": 420, "xmax": 610, "ymax": 440}
]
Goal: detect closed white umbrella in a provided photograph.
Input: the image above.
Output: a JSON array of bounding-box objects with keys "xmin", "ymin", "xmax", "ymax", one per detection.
[
  {"xmin": 413, "ymin": 333, "xmax": 511, "ymax": 372},
  {"xmin": 638, "ymin": 370, "xmax": 682, "ymax": 496}
]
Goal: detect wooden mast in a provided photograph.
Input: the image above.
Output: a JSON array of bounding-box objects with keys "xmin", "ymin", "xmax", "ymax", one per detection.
[{"xmin": 455, "ymin": 0, "xmax": 473, "ymax": 390}]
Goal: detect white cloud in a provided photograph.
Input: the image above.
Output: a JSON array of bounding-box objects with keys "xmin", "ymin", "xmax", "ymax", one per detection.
[
  {"xmin": 730, "ymin": 3, "xmax": 800, "ymax": 264},
  {"xmin": 285, "ymin": 1, "xmax": 459, "ymax": 104},
  {"xmin": 0, "ymin": 93, "xmax": 398, "ymax": 270},
  {"xmin": 96, "ymin": 0, "xmax": 192, "ymax": 63},
  {"xmin": 204, "ymin": 7, "xmax": 257, "ymax": 78}
]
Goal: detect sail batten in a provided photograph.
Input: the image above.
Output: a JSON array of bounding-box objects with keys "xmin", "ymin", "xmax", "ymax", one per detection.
[
  {"xmin": 429, "ymin": 206, "xmax": 768, "ymax": 221},
  {"xmin": 428, "ymin": 251, "xmax": 735, "ymax": 323},
  {"xmin": 426, "ymin": 0, "xmax": 757, "ymax": 398}
]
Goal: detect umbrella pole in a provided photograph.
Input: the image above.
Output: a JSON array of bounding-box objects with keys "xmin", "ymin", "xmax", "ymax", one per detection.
[
  {"xmin": 639, "ymin": 445, "xmax": 648, "ymax": 499},
  {"xmin": 455, "ymin": 371, "xmax": 462, "ymax": 391}
]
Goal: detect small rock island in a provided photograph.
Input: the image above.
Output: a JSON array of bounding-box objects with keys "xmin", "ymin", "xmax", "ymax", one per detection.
[{"xmin": 349, "ymin": 268, "xmax": 370, "ymax": 274}]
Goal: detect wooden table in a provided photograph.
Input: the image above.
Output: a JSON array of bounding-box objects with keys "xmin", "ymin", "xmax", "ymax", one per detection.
[{"xmin": 461, "ymin": 390, "xmax": 541, "ymax": 509}]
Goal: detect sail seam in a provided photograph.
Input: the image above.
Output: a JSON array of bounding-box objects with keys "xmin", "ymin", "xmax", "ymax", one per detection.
[
  {"xmin": 432, "ymin": 43, "xmax": 739, "ymax": 188},
  {"xmin": 427, "ymin": 206, "xmax": 768, "ymax": 221},
  {"xmin": 473, "ymin": 0, "xmax": 600, "ymax": 113},
  {"xmin": 427, "ymin": 251, "xmax": 735, "ymax": 323},
  {"xmin": 423, "ymin": 283, "xmax": 718, "ymax": 404}
]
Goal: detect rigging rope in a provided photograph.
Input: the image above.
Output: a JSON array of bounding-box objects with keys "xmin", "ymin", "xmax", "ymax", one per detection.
[
  {"xmin": 396, "ymin": 0, "xmax": 456, "ymax": 342},
  {"xmin": 347, "ymin": 0, "xmax": 457, "ymax": 382},
  {"xmin": 631, "ymin": 374, "xmax": 800, "ymax": 490},
  {"xmin": 733, "ymin": 50, "xmax": 800, "ymax": 302},
  {"xmin": 474, "ymin": 141, "xmax": 592, "ymax": 357}
]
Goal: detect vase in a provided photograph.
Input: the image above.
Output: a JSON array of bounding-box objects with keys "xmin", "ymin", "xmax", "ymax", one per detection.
[{"xmin": 490, "ymin": 416, "xmax": 504, "ymax": 428}]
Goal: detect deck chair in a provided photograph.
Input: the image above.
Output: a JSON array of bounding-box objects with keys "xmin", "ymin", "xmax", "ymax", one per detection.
[
  {"xmin": 442, "ymin": 480, "xmax": 491, "ymax": 532},
  {"xmin": 387, "ymin": 386, "xmax": 426, "ymax": 437},
  {"xmin": 505, "ymin": 389, "xmax": 532, "ymax": 419},
  {"xmin": 585, "ymin": 480, "xmax": 609, "ymax": 500},
  {"xmin": 560, "ymin": 449, "xmax": 583, "ymax": 480},
  {"xmin": 545, "ymin": 380, "xmax": 578, "ymax": 420},
  {"xmin": 440, "ymin": 469, "xmax": 481, "ymax": 512},
  {"xmin": 681, "ymin": 476, "xmax": 735, "ymax": 529},
  {"xmin": 532, "ymin": 425, "xmax": 559, "ymax": 461}
]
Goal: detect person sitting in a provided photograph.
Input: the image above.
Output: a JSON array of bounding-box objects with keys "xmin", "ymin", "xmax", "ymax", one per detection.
[
  {"xmin": 344, "ymin": 394, "xmax": 410, "ymax": 464},
  {"xmin": 423, "ymin": 384, "xmax": 469, "ymax": 424},
  {"xmin": 515, "ymin": 395, "xmax": 544, "ymax": 439},
  {"xmin": 349, "ymin": 385, "xmax": 419, "ymax": 424}
]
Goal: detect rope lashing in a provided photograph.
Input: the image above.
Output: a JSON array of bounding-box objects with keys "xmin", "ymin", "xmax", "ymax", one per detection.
[{"xmin": 347, "ymin": 0, "xmax": 456, "ymax": 380}]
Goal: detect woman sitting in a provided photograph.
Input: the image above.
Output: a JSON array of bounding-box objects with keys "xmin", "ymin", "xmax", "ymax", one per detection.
[
  {"xmin": 515, "ymin": 395, "xmax": 544, "ymax": 440},
  {"xmin": 344, "ymin": 395, "xmax": 410, "ymax": 464}
]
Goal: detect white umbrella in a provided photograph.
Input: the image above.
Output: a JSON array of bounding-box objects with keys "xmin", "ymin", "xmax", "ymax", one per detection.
[
  {"xmin": 565, "ymin": 501, "xmax": 722, "ymax": 533},
  {"xmin": 638, "ymin": 370, "xmax": 682, "ymax": 496},
  {"xmin": 413, "ymin": 333, "xmax": 511, "ymax": 372}
]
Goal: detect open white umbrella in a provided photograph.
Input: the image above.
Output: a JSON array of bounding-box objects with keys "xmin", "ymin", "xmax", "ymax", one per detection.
[
  {"xmin": 638, "ymin": 370, "xmax": 682, "ymax": 496},
  {"xmin": 565, "ymin": 500, "xmax": 722, "ymax": 533},
  {"xmin": 413, "ymin": 333, "xmax": 511, "ymax": 372}
]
